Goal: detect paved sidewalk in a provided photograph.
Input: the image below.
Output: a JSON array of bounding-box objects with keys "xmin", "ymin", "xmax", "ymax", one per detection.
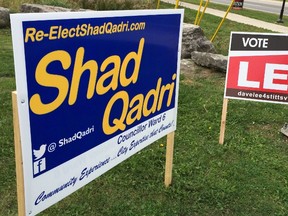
[{"xmin": 162, "ymin": 0, "xmax": 288, "ymax": 33}]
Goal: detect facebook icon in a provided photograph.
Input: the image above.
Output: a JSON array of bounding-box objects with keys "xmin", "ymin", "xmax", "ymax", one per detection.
[{"xmin": 33, "ymin": 158, "xmax": 46, "ymax": 175}]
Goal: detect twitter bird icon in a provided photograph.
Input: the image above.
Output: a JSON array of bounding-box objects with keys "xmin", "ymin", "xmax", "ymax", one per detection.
[{"xmin": 33, "ymin": 144, "xmax": 47, "ymax": 160}]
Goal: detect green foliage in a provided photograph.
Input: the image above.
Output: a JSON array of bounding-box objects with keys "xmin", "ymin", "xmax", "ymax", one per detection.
[
  {"xmin": 1, "ymin": 2, "xmax": 288, "ymax": 215},
  {"xmin": 34, "ymin": 0, "xmax": 77, "ymax": 8},
  {"xmin": 0, "ymin": 0, "xmax": 157, "ymax": 11},
  {"xmin": 0, "ymin": 0, "xmax": 77, "ymax": 11},
  {"xmin": 80, "ymin": 0, "xmax": 153, "ymax": 10}
]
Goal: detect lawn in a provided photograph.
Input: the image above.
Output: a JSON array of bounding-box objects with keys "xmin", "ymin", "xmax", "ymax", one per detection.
[
  {"xmin": 1, "ymin": 1, "xmax": 288, "ymax": 216},
  {"xmin": 182, "ymin": 0, "xmax": 288, "ymax": 27}
]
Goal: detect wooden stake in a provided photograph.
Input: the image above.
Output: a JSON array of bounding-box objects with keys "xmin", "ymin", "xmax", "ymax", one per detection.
[
  {"xmin": 219, "ymin": 98, "xmax": 229, "ymax": 145},
  {"xmin": 12, "ymin": 91, "xmax": 26, "ymax": 216},
  {"xmin": 164, "ymin": 131, "xmax": 175, "ymax": 187}
]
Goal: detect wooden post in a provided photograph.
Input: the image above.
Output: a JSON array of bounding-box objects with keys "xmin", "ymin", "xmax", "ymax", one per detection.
[
  {"xmin": 12, "ymin": 91, "xmax": 26, "ymax": 216},
  {"xmin": 219, "ymin": 98, "xmax": 229, "ymax": 145},
  {"xmin": 164, "ymin": 131, "xmax": 175, "ymax": 187}
]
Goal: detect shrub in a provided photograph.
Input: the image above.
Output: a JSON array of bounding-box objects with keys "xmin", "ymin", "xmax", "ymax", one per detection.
[{"xmin": 0, "ymin": 0, "xmax": 157, "ymax": 12}]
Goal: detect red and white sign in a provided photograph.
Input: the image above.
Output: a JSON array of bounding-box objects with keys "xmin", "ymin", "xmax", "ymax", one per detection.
[{"xmin": 225, "ymin": 32, "xmax": 288, "ymax": 104}]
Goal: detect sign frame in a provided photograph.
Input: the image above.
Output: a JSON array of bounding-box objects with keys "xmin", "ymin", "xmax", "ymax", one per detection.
[{"xmin": 11, "ymin": 9, "xmax": 184, "ymax": 215}]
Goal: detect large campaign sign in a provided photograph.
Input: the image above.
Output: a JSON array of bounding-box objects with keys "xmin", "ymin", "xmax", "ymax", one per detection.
[
  {"xmin": 11, "ymin": 9, "xmax": 183, "ymax": 215},
  {"xmin": 225, "ymin": 32, "xmax": 288, "ymax": 104}
]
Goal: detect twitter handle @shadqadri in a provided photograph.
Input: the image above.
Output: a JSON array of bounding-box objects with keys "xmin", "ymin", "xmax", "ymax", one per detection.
[{"xmin": 58, "ymin": 125, "xmax": 95, "ymax": 147}]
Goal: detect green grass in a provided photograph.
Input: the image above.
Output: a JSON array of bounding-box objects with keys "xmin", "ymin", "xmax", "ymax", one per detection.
[
  {"xmin": 182, "ymin": 0, "xmax": 288, "ymax": 26},
  {"xmin": 160, "ymin": 2, "xmax": 274, "ymax": 55},
  {"xmin": 2, "ymin": 2, "xmax": 288, "ymax": 216},
  {"xmin": 0, "ymin": 29, "xmax": 14, "ymax": 77}
]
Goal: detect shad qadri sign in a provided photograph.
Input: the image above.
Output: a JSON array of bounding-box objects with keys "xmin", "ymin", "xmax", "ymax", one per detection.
[{"xmin": 11, "ymin": 9, "xmax": 184, "ymax": 215}]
